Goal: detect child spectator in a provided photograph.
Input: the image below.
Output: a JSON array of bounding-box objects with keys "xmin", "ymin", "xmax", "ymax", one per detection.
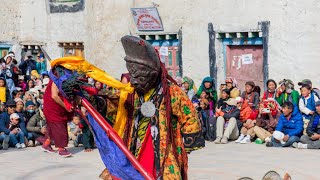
[
  {"xmin": 225, "ymin": 77, "xmax": 241, "ymax": 98},
  {"xmin": 17, "ymin": 75, "xmax": 27, "ymax": 92},
  {"xmin": 262, "ymin": 79, "xmax": 277, "ymax": 100},
  {"xmin": 200, "ymin": 98, "xmax": 216, "ymax": 141},
  {"xmin": 77, "ymin": 118, "xmax": 95, "ymax": 152},
  {"xmin": 68, "ymin": 115, "xmax": 82, "ymax": 143},
  {"xmin": 0, "ymin": 77, "xmax": 10, "ymax": 103},
  {"xmin": 299, "ymin": 84, "xmax": 319, "ymax": 135}
]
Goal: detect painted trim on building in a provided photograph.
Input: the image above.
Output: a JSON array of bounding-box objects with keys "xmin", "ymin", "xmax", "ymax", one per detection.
[
  {"xmin": 260, "ymin": 21, "xmax": 270, "ymax": 90},
  {"xmin": 208, "ymin": 23, "xmax": 217, "ymax": 88}
]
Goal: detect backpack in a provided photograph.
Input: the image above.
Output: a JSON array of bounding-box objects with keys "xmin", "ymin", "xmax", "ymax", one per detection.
[{"xmin": 312, "ymin": 88, "xmax": 320, "ymax": 99}]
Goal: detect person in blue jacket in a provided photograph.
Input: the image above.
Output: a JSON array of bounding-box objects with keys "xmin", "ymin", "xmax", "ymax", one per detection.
[
  {"xmin": 266, "ymin": 101, "xmax": 303, "ymax": 147},
  {"xmin": 0, "ymin": 100, "xmax": 27, "ymax": 149}
]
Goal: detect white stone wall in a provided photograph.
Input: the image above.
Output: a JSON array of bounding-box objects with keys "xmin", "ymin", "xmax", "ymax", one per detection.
[{"xmin": 86, "ymin": 0, "xmax": 320, "ymax": 89}]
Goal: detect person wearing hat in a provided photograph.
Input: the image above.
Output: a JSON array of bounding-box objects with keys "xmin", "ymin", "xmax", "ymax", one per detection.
[
  {"xmin": 31, "ymin": 70, "xmax": 42, "ymax": 89},
  {"xmin": 17, "ymin": 75, "xmax": 27, "ymax": 92},
  {"xmin": 225, "ymin": 77, "xmax": 241, "ymax": 98},
  {"xmin": 99, "ymin": 36, "xmax": 204, "ymax": 179},
  {"xmin": 298, "ymin": 79, "xmax": 320, "ymax": 99},
  {"xmin": 293, "ymin": 101, "xmax": 320, "ymax": 149},
  {"xmin": 241, "ymin": 81, "xmax": 260, "ymax": 110},
  {"xmin": 276, "ymin": 79, "xmax": 300, "ymax": 106},
  {"xmin": 214, "ymin": 98, "xmax": 241, "ymax": 144},
  {"xmin": 0, "ymin": 100, "xmax": 27, "ymax": 149},
  {"xmin": 266, "ymin": 101, "xmax": 303, "ymax": 147},
  {"xmin": 19, "ymin": 51, "xmax": 36, "ymax": 80},
  {"xmin": 299, "ymin": 84, "xmax": 319, "ymax": 135}
]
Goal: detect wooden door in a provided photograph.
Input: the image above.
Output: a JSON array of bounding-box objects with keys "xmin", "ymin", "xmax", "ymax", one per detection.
[
  {"xmin": 226, "ymin": 45, "xmax": 264, "ymax": 92},
  {"xmin": 154, "ymin": 46, "xmax": 180, "ymax": 77}
]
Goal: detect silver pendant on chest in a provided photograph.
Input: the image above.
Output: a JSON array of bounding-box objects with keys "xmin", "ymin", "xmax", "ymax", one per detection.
[{"xmin": 140, "ymin": 101, "xmax": 156, "ymax": 118}]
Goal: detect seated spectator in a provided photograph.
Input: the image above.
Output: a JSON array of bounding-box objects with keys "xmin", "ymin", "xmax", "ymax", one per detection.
[
  {"xmin": 225, "ymin": 77, "xmax": 241, "ymax": 98},
  {"xmin": 214, "ymin": 98, "xmax": 241, "ymax": 144},
  {"xmin": 294, "ymin": 101, "xmax": 320, "ymax": 149},
  {"xmin": 242, "ymin": 81, "xmax": 260, "ymax": 110},
  {"xmin": 24, "ymin": 100, "xmax": 37, "ymax": 124},
  {"xmin": 15, "ymin": 98, "xmax": 24, "ymax": 113},
  {"xmin": 276, "ymin": 79, "xmax": 299, "ymax": 106},
  {"xmin": 237, "ymin": 96, "xmax": 253, "ymax": 123},
  {"xmin": 17, "ymin": 75, "xmax": 27, "ymax": 92},
  {"xmin": 68, "ymin": 115, "xmax": 82, "ymax": 143},
  {"xmin": 216, "ymin": 89, "xmax": 230, "ymax": 110},
  {"xmin": 200, "ymin": 98, "xmax": 216, "ymax": 141},
  {"xmin": 262, "ymin": 79, "xmax": 277, "ymax": 100},
  {"xmin": 23, "ymin": 91, "xmax": 37, "ymax": 105},
  {"xmin": 299, "ymin": 84, "xmax": 319, "ymax": 135},
  {"xmin": 12, "ymin": 89, "xmax": 23, "ymax": 99},
  {"xmin": 7, "ymin": 113, "xmax": 27, "ymax": 148},
  {"xmin": 236, "ymin": 98, "xmax": 281, "ymax": 144},
  {"xmin": 26, "ymin": 79, "xmax": 35, "ymax": 92},
  {"xmin": 266, "ymin": 102, "xmax": 303, "ymax": 147},
  {"xmin": 298, "ymin": 79, "xmax": 320, "ymax": 99},
  {"xmin": 27, "ymin": 105, "xmax": 46, "ymax": 146},
  {"xmin": 182, "ymin": 76, "xmax": 196, "ymax": 100},
  {"xmin": 31, "ymin": 70, "xmax": 42, "ymax": 89},
  {"xmin": 0, "ymin": 101, "xmax": 27, "ymax": 149},
  {"xmin": 94, "ymin": 81, "xmax": 108, "ymax": 95},
  {"xmin": 0, "ymin": 77, "xmax": 10, "ymax": 103},
  {"xmin": 197, "ymin": 77, "xmax": 217, "ymax": 113},
  {"xmin": 219, "ymin": 83, "xmax": 227, "ymax": 98}
]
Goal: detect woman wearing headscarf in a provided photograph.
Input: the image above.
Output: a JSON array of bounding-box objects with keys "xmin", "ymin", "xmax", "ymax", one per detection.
[
  {"xmin": 182, "ymin": 76, "xmax": 197, "ymax": 100},
  {"xmin": 225, "ymin": 77, "xmax": 241, "ymax": 98}
]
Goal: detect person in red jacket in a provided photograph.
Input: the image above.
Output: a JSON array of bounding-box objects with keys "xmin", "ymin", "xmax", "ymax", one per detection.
[{"xmin": 42, "ymin": 78, "xmax": 73, "ymax": 157}]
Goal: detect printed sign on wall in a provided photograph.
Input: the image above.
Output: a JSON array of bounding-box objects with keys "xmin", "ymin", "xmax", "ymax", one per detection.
[
  {"xmin": 131, "ymin": 7, "xmax": 164, "ymax": 31},
  {"xmin": 48, "ymin": 0, "xmax": 85, "ymax": 13}
]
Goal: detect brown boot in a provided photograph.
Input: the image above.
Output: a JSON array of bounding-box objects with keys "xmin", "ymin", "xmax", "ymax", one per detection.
[{"xmin": 99, "ymin": 168, "xmax": 113, "ymax": 180}]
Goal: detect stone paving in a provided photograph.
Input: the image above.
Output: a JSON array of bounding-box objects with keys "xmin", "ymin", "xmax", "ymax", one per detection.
[{"xmin": 0, "ymin": 141, "xmax": 319, "ymax": 180}]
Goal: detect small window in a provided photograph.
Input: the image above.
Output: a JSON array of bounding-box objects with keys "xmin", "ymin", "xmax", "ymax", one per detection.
[{"xmin": 59, "ymin": 42, "xmax": 84, "ymax": 57}]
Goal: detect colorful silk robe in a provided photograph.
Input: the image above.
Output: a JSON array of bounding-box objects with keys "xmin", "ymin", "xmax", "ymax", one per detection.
[{"xmin": 126, "ymin": 85, "xmax": 204, "ymax": 179}]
